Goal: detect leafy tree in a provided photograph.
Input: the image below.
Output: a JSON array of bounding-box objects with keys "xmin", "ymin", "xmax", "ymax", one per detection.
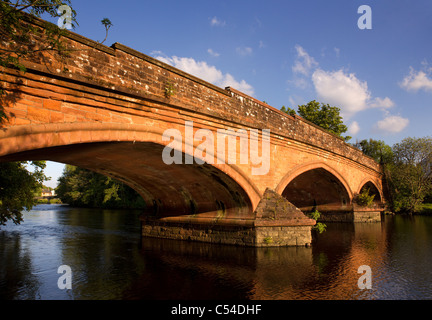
[
  {"xmin": 354, "ymin": 138, "xmax": 394, "ymax": 164},
  {"xmin": 280, "ymin": 106, "xmax": 296, "ymax": 116},
  {"xmin": 387, "ymin": 137, "xmax": 432, "ymax": 214},
  {"xmin": 308, "ymin": 209, "xmax": 326, "ymax": 234},
  {"xmin": 56, "ymin": 165, "xmax": 146, "ymax": 209},
  {"xmin": 100, "ymin": 17, "xmax": 113, "ymax": 44},
  {"xmin": 355, "ymin": 188, "xmax": 375, "ymax": 208},
  {"xmin": 0, "ymin": 161, "xmax": 48, "ymax": 225},
  {"xmin": 0, "ymin": 0, "xmax": 77, "ymax": 69},
  {"xmin": 281, "ymin": 100, "xmax": 351, "ymax": 141}
]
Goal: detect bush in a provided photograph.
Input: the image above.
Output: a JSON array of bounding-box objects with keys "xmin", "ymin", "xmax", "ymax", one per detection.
[
  {"xmin": 355, "ymin": 188, "xmax": 375, "ymax": 208},
  {"xmin": 308, "ymin": 209, "xmax": 327, "ymax": 234}
]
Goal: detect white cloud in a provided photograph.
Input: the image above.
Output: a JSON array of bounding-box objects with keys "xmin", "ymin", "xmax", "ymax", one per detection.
[
  {"xmin": 375, "ymin": 115, "xmax": 409, "ymax": 133},
  {"xmin": 334, "ymin": 47, "xmax": 340, "ymax": 58},
  {"xmin": 312, "ymin": 69, "xmax": 370, "ymax": 118},
  {"xmin": 311, "ymin": 68, "xmax": 394, "ymax": 119},
  {"xmin": 210, "ymin": 16, "xmax": 226, "ymax": 27},
  {"xmin": 289, "ymin": 77, "xmax": 308, "ymax": 89},
  {"xmin": 236, "ymin": 46, "xmax": 253, "ymax": 56},
  {"xmin": 292, "ymin": 45, "xmax": 318, "ymax": 76},
  {"xmin": 207, "ymin": 48, "xmax": 220, "ymax": 57},
  {"xmin": 153, "ymin": 55, "xmax": 254, "ymax": 96},
  {"xmin": 400, "ymin": 67, "xmax": 432, "ymax": 92},
  {"xmin": 348, "ymin": 121, "xmax": 360, "ymax": 135},
  {"xmin": 370, "ymin": 97, "xmax": 395, "ymax": 109}
]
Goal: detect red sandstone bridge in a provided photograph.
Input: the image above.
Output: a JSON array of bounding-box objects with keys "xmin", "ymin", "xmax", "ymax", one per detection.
[{"xmin": 0, "ymin": 19, "xmax": 385, "ymax": 246}]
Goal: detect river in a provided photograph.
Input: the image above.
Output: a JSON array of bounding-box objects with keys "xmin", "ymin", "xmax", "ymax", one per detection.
[{"xmin": 1, "ymin": 204, "xmax": 432, "ymax": 300}]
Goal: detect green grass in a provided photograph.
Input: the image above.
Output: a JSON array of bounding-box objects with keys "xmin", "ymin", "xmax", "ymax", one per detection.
[{"xmin": 420, "ymin": 203, "xmax": 432, "ymax": 214}]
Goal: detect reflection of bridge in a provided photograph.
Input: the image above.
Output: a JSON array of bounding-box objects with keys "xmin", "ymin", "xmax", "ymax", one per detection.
[{"xmin": 0, "ymin": 18, "xmax": 384, "ymax": 246}]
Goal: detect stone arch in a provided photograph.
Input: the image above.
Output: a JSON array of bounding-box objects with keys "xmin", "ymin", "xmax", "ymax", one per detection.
[
  {"xmin": 275, "ymin": 162, "xmax": 354, "ymax": 200},
  {"xmin": 276, "ymin": 162, "xmax": 353, "ymax": 213},
  {"xmin": 0, "ymin": 122, "xmax": 261, "ymax": 218},
  {"xmin": 357, "ymin": 179, "xmax": 383, "ymax": 203}
]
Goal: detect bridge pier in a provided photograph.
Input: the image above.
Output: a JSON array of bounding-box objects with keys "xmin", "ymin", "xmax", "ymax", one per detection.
[
  {"xmin": 140, "ymin": 189, "xmax": 317, "ymax": 247},
  {"xmin": 316, "ymin": 205, "xmax": 383, "ymax": 223},
  {"xmin": 352, "ymin": 206, "xmax": 382, "ymax": 223}
]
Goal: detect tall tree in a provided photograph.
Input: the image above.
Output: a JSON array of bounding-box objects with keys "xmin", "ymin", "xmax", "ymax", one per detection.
[
  {"xmin": 281, "ymin": 100, "xmax": 351, "ymax": 141},
  {"xmin": 387, "ymin": 137, "xmax": 432, "ymax": 214},
  {"xmin": 0, "ymin": 161, "xmax": 48, "ymax": 225},
  {"xmin": 355, "ymin": 138, "xmax": 394, "ymax": 164}
]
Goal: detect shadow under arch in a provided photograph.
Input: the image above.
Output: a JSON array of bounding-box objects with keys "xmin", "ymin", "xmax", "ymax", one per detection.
[
  {"xmin": 357, "ymin": 178, "xmax": 383, "ymax": 203},
  {"xmin": 0, "ymin": 123, "xmax": 260, "ymax": 221},
  {"xmin": 276, "ymin": 162, "xmax": 353, "ymax": 213}
]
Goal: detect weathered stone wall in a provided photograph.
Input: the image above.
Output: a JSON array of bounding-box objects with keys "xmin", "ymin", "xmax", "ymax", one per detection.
[
  {"xmin": 141, "ymin": 218, "xmax": 257, "ymax": 246},
  {"xmin": 319, "ymin": 210, "xmax": 382, "ymax": 223},
  {"xmin": 255, "ymin": 226, "xmax": 312, "ymax": 247},
  {"xmin": 353, "ymin": 210, "xmax": 381, "ymax": 222},
  {"xmin": 141, "ymin": 218, "xmax": 313, "ymax": 247}
]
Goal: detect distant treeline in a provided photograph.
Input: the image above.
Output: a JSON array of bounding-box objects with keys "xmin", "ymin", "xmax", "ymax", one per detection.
[{"xmin": 56, "ymin": 165, "xmax": 146, "ymax": 209}]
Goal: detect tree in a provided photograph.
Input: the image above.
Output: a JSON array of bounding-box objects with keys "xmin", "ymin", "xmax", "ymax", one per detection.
[
  {"xmin": 280, "ymin": 106, "xmax": 296, "ymax": 116},
  {"xmin": 387, "ymin": 137, "xmax": 432, "ymax": 214},
  {"xmin": 0, "ymin": 161, "xmax": 48, "ymax": 225},
  {"xmin": 281, "ymin": 100, "xmax": 351, "ymax": 141},
  {"xmin": 56, "ymin": 165, "xmax": 146, "ymax": 209},
  {"xmin": 354, "ymin": 138, "xmax": 394, "ymax": 164},
  {"xmin": 100, "ymin": 18, "xmax": 113, "ymax": 44}
]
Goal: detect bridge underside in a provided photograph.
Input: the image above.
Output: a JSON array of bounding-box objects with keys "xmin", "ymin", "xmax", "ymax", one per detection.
[
  {"xmin": 0, "ymin": 141, "xmax": 253, "ymax": 220},
  {"xmin": 0, "ymin": 141, "xmax": 317, "ymax": 247}
]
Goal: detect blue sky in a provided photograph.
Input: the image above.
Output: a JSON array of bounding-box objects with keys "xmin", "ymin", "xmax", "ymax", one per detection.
[{"xmin": 42, "ymin": 0, "xmax": 432, "ymax": 187}]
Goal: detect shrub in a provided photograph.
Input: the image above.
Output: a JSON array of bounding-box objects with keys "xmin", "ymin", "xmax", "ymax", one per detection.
[{"xmin": 355, "ymin": 188, "xmax": 375, "ymax": 208}]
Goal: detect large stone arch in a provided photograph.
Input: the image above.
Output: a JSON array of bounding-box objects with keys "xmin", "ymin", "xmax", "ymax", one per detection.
[
  {"xmin": 275, "ymin": 162, "xmax": 354, "ymax": 200},
  {"xmin": 0, "ymin": 122, "xmax": 262, "ymax": 220},
  {"xmin": 276, "ymin": 162, "xmax": 353, "ymax": 214},
  {"xmin": 357, "ymin": 178, "xmax": 383, "ymax": 203}
]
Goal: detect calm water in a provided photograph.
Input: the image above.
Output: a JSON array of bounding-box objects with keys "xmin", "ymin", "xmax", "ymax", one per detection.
[{"xmin": 1, "ymin": 204, "xmax": 432, "ymax": 300}]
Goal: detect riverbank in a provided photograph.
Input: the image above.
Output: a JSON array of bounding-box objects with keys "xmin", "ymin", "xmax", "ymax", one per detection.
[
  {"xmin": 421, "ymin": 203, "xmax": 432, "ymax": 214},
  {"xmin": 35, "ymin": 198, "xmax": 62, "ymax": 205}
]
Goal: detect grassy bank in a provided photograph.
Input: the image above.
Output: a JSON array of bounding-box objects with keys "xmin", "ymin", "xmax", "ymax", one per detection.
[
  {"xmin": 35, "ymin": 198, "xmax": 62, "ymax": 205},
  {"xmin": 420, "ymin": 203, "xmax": 432, "ymax": 215}
]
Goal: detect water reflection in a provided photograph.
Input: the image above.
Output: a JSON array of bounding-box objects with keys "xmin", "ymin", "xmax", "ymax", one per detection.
[{"xmin": 1, "ymin": 205, "xmax": 432, "ymax": 300}]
